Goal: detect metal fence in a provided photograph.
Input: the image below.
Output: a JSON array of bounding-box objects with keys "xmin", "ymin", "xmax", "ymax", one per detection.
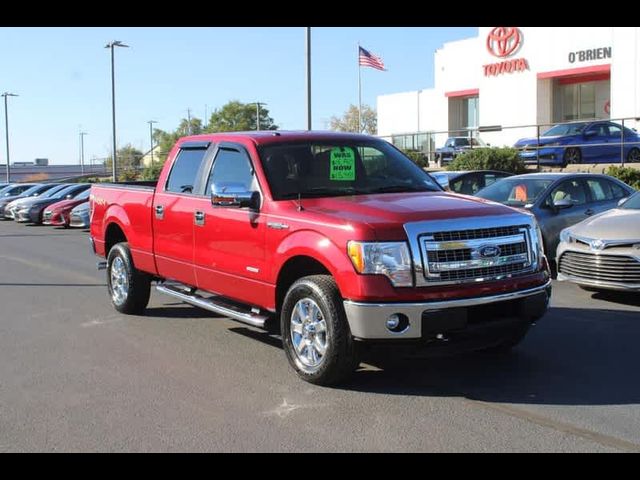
[{"xmin": 379, "ymin": 116, "xmax": 640, "ymax": 170}]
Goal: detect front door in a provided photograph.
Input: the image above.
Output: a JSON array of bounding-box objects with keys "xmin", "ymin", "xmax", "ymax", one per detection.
[{"xmin": 192, "ymin": 143, "xmax": 268, "ymax": 306}]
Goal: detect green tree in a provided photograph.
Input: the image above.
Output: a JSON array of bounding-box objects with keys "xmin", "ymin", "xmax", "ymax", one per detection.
[
  {"xmin": 330, "ymin": 104, "xmax": 377, "ymax": 135},
  {"xmin": 153, "ymin": 116, "xmax": 204, "ymax": 164},
  {"xmin": 105, "ymin": 144, "xmax": 144, "ymax": 173},
  {"xmin": 205, "ymin": 100, "xmax": 277, "ymax": 133}
]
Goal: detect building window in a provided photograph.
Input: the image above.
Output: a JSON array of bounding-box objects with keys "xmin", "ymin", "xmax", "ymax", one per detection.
[{"xmin": 553, "ymin": 80, "xmax": 609, "ymax": 122}]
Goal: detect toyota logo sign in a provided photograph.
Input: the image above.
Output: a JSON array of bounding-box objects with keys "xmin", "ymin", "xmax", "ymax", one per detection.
[{"xmin": 486, "ymin": 27, "xmax": 522, "ymax": 58}]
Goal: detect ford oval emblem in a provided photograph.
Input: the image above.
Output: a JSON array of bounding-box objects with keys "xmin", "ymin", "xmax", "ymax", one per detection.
[{"xmin": 478, "ymin": 245, "xmax": 501, "ymax": 258}]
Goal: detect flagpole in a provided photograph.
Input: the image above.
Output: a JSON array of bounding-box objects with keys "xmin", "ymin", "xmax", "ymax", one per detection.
[{"xmin": 357, "ymin": 42, "xmax": 362, "ymax": 133}]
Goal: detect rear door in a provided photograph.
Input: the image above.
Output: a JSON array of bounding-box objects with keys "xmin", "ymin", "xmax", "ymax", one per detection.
[
  {"xmin": 585, "ymin": 177, "xmax": 627, "ymax": 215},
  {"xmin": 152, "ymin": 142, "xmax": 212, "ymax": 286}
]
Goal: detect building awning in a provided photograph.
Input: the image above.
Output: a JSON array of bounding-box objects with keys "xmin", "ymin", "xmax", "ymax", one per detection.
[
  {"xmin": 445, "ymin": 88, "xmax": 479, "ymax": 98},
  {"xmin": 537, "ymin": 64, "xmax": 611, "ymax": 84}
]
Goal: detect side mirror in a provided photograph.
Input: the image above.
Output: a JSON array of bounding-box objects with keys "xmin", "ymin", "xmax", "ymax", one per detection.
[
  {"xmin": 618, "ymin": 197, "xmax": 628, "ymax": 207},
  {"xmin": 211, "ymin": 183, "xmax": 260, "ymax": 210},
  {"xmin": 553, "ymin": 198, "xmax": 573, "ymax": 211}
]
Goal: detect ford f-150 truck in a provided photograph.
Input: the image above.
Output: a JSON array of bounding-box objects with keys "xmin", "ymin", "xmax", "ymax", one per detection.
[{"xmin": 90, "ymin": 131, "xmax": 551, "ymax": 385}]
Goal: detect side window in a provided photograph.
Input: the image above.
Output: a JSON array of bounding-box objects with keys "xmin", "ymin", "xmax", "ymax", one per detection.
[
  {"xmin": 165, "ymin": 148, "xmax": 208, "ymax": 194},
  {"xmin": 586, "ymin": 179, "xmax": 613, "ymax": 202},
  {"xmin": 609, "ymin": 181, "xmax": 628, "ymax": 200},
  {"xmin": 206, "ymin": 148, "xmax": 255, "ymax": 195},
  {"xmin": 547, "ymin": 180, "xmax": 588, "ymax": 206},
  {"xmin": 607, "ymin": 124, "xmax": 622, "ymax": 138},
  {"xmin": 483, "ymin": 173, "xmax": 499, "ymax": 188}
]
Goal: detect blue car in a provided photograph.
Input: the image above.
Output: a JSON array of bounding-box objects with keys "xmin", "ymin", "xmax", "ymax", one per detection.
[{"xmin": 514, "ymin": 121, "xmax": 640, "ymax": 167}]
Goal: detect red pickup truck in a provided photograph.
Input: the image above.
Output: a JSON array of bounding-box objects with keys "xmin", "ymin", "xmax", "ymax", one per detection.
[{"xmin": 90, "ymin": 131, "xmax": 551, "ymax": 385}]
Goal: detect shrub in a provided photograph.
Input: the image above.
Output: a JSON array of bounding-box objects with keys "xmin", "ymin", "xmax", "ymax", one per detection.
[
  {"xmin": 447, "ymin": 147, "xmax": 527, "ymax": 174},
  {"xmin": 141, "ymin": 162, "xmax": 164, "ymax": 181},
  {"xmin": 117, "ymin": 169, "xmax": 140, "ymax": 182},
  {"xmin": 605, "ymin": 166, "xmax": 640, "ymax": 190},
  {"xmin": 402, "ymin": 149, "xmax": 429, "ymax": 168}
]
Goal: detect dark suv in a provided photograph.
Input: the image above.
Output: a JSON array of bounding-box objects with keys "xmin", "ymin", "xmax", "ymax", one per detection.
[{"xmin": 435, "ymin": 137, "xmax": 486, "ymax": 164}]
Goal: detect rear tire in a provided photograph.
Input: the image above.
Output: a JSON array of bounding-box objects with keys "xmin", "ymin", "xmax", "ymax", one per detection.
[
  {"xmin": 562, "ymin": 148, "xmax": 581, "ymax": 167},
  {"xmin": 627, "ymin": 147, "xmax": 640, "ymax": 163},
  {"xmin": 280, "ymin": 275, "xmax": 359, "ymax": 385},
  {"xmin": 106, "ymin": 242, "xmax": 151, "ymax": 315}
]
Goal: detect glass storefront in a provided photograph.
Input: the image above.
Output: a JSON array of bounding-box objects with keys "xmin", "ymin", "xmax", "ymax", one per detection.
[{"xmin": 553, "ymin": 79, "xmax": 610, "ymax": 122}]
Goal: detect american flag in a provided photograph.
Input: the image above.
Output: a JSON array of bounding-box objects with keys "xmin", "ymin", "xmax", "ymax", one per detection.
[{"xmin": 359, "ymin": 46, "xmax": 386, "ymax": 71}]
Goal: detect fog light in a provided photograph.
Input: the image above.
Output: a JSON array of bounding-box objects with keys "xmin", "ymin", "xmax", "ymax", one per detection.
[
  {"xmin": 386, "ymin": 314, "xmax": 400, "ymax": 330},
  {"xmin": 386, "ymin": 313, "xmax": 409, "ymax": 333}
]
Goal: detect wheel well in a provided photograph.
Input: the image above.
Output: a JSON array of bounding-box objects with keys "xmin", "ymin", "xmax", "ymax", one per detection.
[
  {"xmin": 276, "ymin": 256, "xmax": 331, "ymax": 313},
  {"xmin": 105, "ymin": 223, "xmax": 127, "ymax": 255}
]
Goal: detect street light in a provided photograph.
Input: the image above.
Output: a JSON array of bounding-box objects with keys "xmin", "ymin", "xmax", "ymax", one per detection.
[
  {"xmin": 105, "ymin": 40, "xmax": 129, "ymax": 182},
  {"xmin": 79, "ymin": 131, "xmax": 88, "ymax": 175},
  {"xmin": 148, "ymin": 120, "xmax": 158, "ymax": 165},
  {"xmin": 2, "ymin": 92, "xmax": 18, "ymax": 183},
  {"xmin": 254, "ymin": 102, "xmax": 267, "ymax": 131}
]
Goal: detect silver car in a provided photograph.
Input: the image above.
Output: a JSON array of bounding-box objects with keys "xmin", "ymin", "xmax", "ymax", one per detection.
[
  {"xmin": 556, "ymin": 192, "xmax": 640, "ymax": 291},
  {"xmin": 69, "ymin": 202, "xmax": 90, "ymax": 228}
]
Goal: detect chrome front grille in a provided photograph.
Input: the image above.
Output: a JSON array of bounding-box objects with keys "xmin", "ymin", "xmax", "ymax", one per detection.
[
  {"xmin": 559, "ymin": 251, "xmax": 640, "ymax": 284},
  {"xmin": 421, "ymin": 225, "xmax": 532, "ymax": 285}
]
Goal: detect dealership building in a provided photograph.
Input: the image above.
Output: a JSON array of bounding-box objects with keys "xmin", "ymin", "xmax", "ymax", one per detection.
[{"xmin": 377, "ymin": 27, "xmax": 640, "ymax": 153}]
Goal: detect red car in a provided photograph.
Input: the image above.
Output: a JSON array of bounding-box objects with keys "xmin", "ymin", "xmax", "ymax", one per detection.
[{"xmin": 43, "ymin": 188, "xmax": 91, "ymax": 227}]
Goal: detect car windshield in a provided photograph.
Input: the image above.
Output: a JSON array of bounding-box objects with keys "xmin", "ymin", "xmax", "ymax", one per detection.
[
  {"xmin": 17, "ymin": 184, "xmax": 47, "ymax": 197},
  {"xmin": 40, "ymin": 184, "xmax": 69, "ymax": 198},
  {"xmin": 75, "ymin": 189, "xmax": 91, "ymax": 200},
  {"xmin": 454, "ymin": 138, "xmax": 470, "ymax": 147},
  {"xmin": 476, "ymin": 177, "xmax": 554, "ymax": 207},
  {"xmin": 621, "ymin": 192, "xmax": 640, "ymax": 210},
  {"xmin": 542, "ymin": 123, "xmax": 587, "ymax": 137},
  {"xmin": 259, "ymin": 140, "xmax": 442, "ymax": 200}
]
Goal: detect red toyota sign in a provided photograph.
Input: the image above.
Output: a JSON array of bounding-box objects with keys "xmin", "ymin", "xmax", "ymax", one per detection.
[{"xmin": 486, "ymin": 27, "xmax": 522, "ymax": 58}]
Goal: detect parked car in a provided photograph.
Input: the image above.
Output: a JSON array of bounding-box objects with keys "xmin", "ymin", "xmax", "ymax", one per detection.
[
  {"xmin": 435, "ymin": 137, "xmax": 486, "ymax": 164},
  {"xmin": 0, "ymin": 183, "xmax": 52, "ymax": 219},
  {"xmin": 5, "ymin": 184, "xmax": 69, "ymax": 220},
  {"xmin": 69, "ymin": 201, "xmax": 90, "ymax": 229},
  {"xmin": 475, "ymin": 173, "xmax": 635, "ymax": 263},
  {"xmin": 43, "ymin": 188, "xmax": 91, "ymax": 227},
  {"xmin": 14, "ymin": 184, "xmax": 90, "ymax": 224},
  {"xmin": 557, "ymin": 191, "xmax": 640, "ymax": 292},
  {"xmin": 514, "ymin": 121, "xmax": 640, "ymax": 167},
  {"xmin": 0, "ymin": 183, "xmax": 8, "ymax": 190},
  {"xmin": 431, "ymin": 170, "xmax": 513, "ymax": 195},
  {"xmin": 91, "ymin": 131, "xmax": 551, "ymax": 385}
]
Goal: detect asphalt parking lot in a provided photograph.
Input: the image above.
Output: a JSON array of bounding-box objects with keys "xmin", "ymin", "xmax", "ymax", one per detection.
[{"xmin": 0, "ymin": 221, "xmax": 639, "ymax": 452}]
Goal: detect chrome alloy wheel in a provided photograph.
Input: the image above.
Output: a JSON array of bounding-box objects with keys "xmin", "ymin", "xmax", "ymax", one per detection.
[
  {"xmin": 290, "ymin": 298, "xmax": 328, "ymax": 372},
  {"xmin": 110, "ymin": 256, "xmax": 129, "ymax": 306}
]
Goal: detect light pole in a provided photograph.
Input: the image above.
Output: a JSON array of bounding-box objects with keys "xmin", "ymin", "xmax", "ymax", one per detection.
[
  {"xmin": 105, "ymin": 40, "xmax": 129, "ymax": 182},
  {"xmin": 2, "ymin": 92, "xmax": 18, "ymax": 183},
  {"xmin": 79, "ymin": 131, "xmax": 88, "ymax": 175},
  {"xmin": 306, "ymin": 27, "xmax": 311, "ymax": 131},
  {"xmin": 254, "ymin": 102, "xmax": 267, "ymax": 131},
  {"xmin": 148, "ymin": 120, "xmax": 158, "ymax": 165}
]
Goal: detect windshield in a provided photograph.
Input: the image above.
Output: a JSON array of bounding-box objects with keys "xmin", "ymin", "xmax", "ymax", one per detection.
[
  {"xmin": 40, "ymin": 184, "xmax": 70, "ymax": 198},
  {"xmin": 259, "ymin": 140, "xmax": 442, "ymax": 200},
  {"xmin": 476, "ymin": 177, "xmax": 554, "ymax": 207},
  {"xmin": 542, "ymin": 123, "xmax": 587, "ymax": 137},
  {"xmin": 621, "ymin": 192, "xmax": 640, "ymax": 210},
  {"xmin": 18, "ymin": 184, "xmax": 49, "ymax": 197},
  {"xmin": 75, "ymin": 188, "xmax": 91, "ymax": 200}
]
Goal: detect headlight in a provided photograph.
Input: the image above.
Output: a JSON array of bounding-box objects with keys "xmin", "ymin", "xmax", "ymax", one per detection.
[
  {"xmin": 559, "ymin": 228, "xmax": 573, "ymax": 244},
  {"xmin": 347, "ymin": 241, "xmax": 413, "ymax": 287}
]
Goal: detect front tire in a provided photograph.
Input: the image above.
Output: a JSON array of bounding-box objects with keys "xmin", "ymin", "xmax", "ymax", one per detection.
[
  {"xmin": 562, "ymin": 147, "xmax": 581, "ymax": 167},
  {"xmin": 107, "ymin": 242, "xmax": 151, "ymax": 315},
  {"xmin": 280, "ymin": 275, "xmax": 359, "ymax": 385},
  {"xmin": 627, "ymin": 147, "xmax": 640, "ymax": 163}
]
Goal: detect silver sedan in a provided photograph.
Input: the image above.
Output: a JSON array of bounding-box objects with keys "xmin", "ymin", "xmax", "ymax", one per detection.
[{"xmin": 556, "ymin": 192, "xmax": 640, "ymax": 291}]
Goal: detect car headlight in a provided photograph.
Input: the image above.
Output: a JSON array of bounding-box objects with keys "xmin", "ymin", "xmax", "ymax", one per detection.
[
  {"xmin": 347, "ymin": 241, "xmax": 413, "ymax": 287},
  {"xmin": 559, "ymin": 228, "xmax": 573, "ymax": 244}
]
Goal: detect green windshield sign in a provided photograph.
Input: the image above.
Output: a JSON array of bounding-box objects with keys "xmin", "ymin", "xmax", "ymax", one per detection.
[{"xmin": 330, "ymin": 148, "xmax": 356, "ymax": 181}]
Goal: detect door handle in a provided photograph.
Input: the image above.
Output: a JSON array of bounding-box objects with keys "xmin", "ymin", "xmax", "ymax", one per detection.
[
  {"xmin": 585, "ymin": 208, "xmax": 595, "ymax": 216},
  {"xmin": 194, "ymin": 210, "xmax": 205, "ymax": 226},
  {"xmin": 155, "ymin": 205, "xmax": 164, "ymax": 220}
]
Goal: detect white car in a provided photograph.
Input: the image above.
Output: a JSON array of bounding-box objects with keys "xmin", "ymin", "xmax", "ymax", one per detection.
[{"xmin": 556, "ymin": 192, "xmax": 640, "ymax": 291}]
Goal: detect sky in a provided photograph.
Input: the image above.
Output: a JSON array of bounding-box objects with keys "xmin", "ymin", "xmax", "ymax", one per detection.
[{"xmin": 0, "ymin": 27, "xmax": 478, "ymax": 165}]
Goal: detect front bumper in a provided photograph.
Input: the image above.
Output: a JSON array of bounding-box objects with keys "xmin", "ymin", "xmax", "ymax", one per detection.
[
  {"xmin": 69, "ymin": 212, "xmax": 89, "ymax": 228},
  {"xmin": 343, "ymin": 280, "xmax": 551, "ymax": 340},
  {"xmin": 518, "ymin": 147, "xmax": 563, "ymax": 164}
]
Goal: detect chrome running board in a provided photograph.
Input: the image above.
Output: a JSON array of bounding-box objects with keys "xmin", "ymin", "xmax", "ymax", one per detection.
[{"xmin": 156, "ymin": 282, "xmax": 268, "ymax": 328}]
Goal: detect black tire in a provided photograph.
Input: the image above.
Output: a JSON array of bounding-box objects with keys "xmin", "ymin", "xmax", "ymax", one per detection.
[
  {"xmin": 106, "ymin": 242, "xmax": 151, "ymax": 315},
  {"xmin": 562, "ymin": 147, "xmax": 581, "ymax": 167},
  {"xmin": 627, "ymin": 147, "xmax": 640, "ymax": 163},
  {"xmin": 280, "ymin": 275, "xmax": 359, "ymax": 385}
]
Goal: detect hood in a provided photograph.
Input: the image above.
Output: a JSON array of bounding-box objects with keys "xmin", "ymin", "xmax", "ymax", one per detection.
[
  {"xmin": 47, "ymin": 198, "xmax": 87, "ymax": 212},
  {"xmin": 297, "ymin": 191, "xmax": 526, "ymax": 238},
  {"xmin": 19, "ymin": 196, "xmax": 62, "ymax": 209},
  {"xmin": 570, "ymin": 208, "xmax": 640, "ymax": 241},
  {"xmin": 0, "ymin": 194, "xmax": 27, "ymax": 206},
  {"xmin": 514, "ymin": 135, "xmax": 565, "ymax": 147}
]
